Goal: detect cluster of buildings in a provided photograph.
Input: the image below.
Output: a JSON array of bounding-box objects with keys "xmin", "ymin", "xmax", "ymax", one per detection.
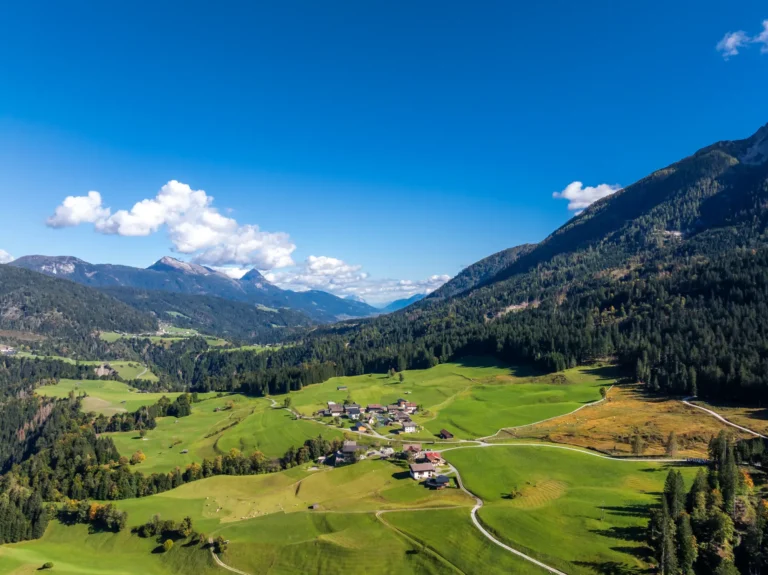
[
  {"xmin": 403, "ymin": 444, "xmax": 452, "ymax": 488},
  {"xmin": 0, "ymin": 346, "xmax": 16, "ymax": 356},
  {"xmin": 322, "ymin": 398, "xmax": 420, "ymax": 434}
]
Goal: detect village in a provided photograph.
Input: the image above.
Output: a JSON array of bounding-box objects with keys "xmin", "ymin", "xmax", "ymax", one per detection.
[
  {"xmin": 321, "ymin": 395, "xmax": 422, "ymax": 434},
  {"xmin": 326, "ymin": 438, "xmax": 454, "ymax": 490}
]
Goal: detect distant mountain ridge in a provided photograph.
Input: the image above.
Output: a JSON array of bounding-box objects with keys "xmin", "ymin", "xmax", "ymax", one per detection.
[
  {"xmin": 0, "ymin": 264, "xmax": 157, "ymax": 338},
  {"xmin": 10, "ymin": 255, "xmax": 378, "ymax": 322},
  {"xmin": 379, "ymin": 294, "xmax": 425, "ymax": 313}
]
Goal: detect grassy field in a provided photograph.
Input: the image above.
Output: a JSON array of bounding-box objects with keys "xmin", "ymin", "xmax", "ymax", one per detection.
[
  {"xmin": 98, "ymin": 331, "xmax": 228, "ymax": 347},
  {"xmin": 0, "ymin": 522, "xmax": 218, "ymax": 575},
  {"xmin": 385, "ymin": 508, "xmax": 547, "ymax": 574},
  {"xmin": 445, "ymin": 445, "xmax": 701, "ymax": 574},
  {"xmin": 216, "ymin": 405, "xmax": 346, "ymax": 458},
  {"xmin": 17, "ymin": 353, "xmax": 158, "ymax": 381},
  {"xmin": 109, "ymin": 395, "xmax": 263, "ymax": 473},
  {"xmin": 109, "ymin": 396, "xmax": 355, "ymax": 474},
  {"xmin": 35, "ymin": 379, "xmax": 191, "ymax": 415},
  {"xmin": 283, "ymin": 359, "xmax": 607, "ymax": 440},
  {"xmin": 505, "ymin": 384, "xmax": 749, "ymax": 456}
]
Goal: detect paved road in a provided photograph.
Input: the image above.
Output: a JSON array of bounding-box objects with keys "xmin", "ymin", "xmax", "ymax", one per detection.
[{"xmin": 682, "ymin": 397, "xmax": 766, "ymax": 439}]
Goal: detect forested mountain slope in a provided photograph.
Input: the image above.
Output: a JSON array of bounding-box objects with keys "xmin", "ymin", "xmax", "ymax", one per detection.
[
  {"xmin": 429, "ymin": 243, "xmax": 536, "ymax": 299},
  {"xmin": 0, "ymin": 265, "xmax": 157, "ymax": 338},
  {"xmin": 101, "ymin": 287, "xmax": 313, "ymax": 343}
]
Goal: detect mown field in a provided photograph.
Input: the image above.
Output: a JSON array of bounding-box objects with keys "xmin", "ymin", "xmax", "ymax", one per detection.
[
  {"xmin": 445, "ymin": 445, "xmax": 701, "ymax": 574},
  {"xmin": 284, "ymin": 359, "xmax": 607, "ymax": 440},
  {"xmin": 98, "ymin": 331, "xmax": 228, "ymax": 347}
]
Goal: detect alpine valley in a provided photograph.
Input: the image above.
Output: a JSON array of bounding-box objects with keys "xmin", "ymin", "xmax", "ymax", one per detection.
[{"xmin": 2, "ymin": 125, "xmax": 768, "ymax": 575}]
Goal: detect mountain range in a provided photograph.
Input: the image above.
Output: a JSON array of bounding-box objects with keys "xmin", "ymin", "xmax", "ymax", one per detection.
[{"xmin": 10, "ymin": 255, "xmax": 380, "ymax": 323}]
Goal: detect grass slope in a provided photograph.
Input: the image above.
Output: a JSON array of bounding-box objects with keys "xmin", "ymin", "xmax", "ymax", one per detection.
[
  {"xmin": 284, "ymin": 359, "xmax": 606, "ymax": 440},
  {"xmin": 385, "ymin": 508, "xmax": 547, "ymax": 574},
  {"xmin": 36, "ymin": 380, "xmax": 190, "ymax": 415},
  {"xmin": 445, "ymin": 445, "xmax": 701, "ymax": 574},
  {"xmin": 18, "ymin": 353, "xmax": 158, "ymax": 381}
]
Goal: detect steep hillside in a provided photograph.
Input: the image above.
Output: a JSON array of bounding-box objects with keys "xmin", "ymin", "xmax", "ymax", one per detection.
[
  {"xmin": 429, "ymin": 244, "xmax": 536, "ymax": 299},
  {"xmin": 11, "ymin": 256, "xmax": 378, "ymax": 322},
  {"xmin": 0, "ymin": 265, "xmax": 157, "ymax": 337},
  {"xmin": 100, "ymin": 287, "xmax": 313, "ymax": 343}
]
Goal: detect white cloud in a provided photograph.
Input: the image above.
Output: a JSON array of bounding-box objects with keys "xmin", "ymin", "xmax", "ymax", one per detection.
[
  {"xmin": 46, "ymin": 191, "xmax": 111, "ymax": 228},
  {"xmin": 716, "ymin": 21, "xmax": 768, "ymax": 59},
  {"xmin": 46, "ymin": 181, "xmax": 296, "ymax": 269},
  {"xmin": 0, "ymin": 249, "xmax": 14, "ymax": 264},
  {"xmin": 262, "ymin": 255, "xmax": 450, "ymax": 304},
  {"xmin": 754, "ymin": 20, "xmax": 768, "ymax": 53},
  {"xmin": 553, "ymin": 181, "xmax": 621, "ymax": 212}
]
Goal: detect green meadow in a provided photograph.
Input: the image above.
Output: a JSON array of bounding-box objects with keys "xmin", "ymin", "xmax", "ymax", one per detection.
[
  {"xmin": 215, "ymin": 405, "xmax": 346, "ymax": 458},
  {"xmin": 17, "ymin": 353, "xmax": 158, "ymax": 381},
  {"xmin": 384, "ymin": 508, "xmax": 547, "ymax": 574},
  {"xmin": 36, "ymin": 379, "xmax": 189, "ymax": 415},
  {"xmin": 109, "ymin": 395, "xmax": 351, "ymax": 473},
  {"xmin": 0, "ymin": 460, "xmax": 475, "ymax": 574},
  {"xmin": 284, "ymin": 359, "xmax": 607, "ymax": 440},
  {"xmin": 445, "ymin": 445, "xmax": 701, "ymax": 574}
]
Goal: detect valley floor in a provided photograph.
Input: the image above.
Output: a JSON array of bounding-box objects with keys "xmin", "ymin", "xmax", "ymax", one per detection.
[{"xmin": 4, "ymin": 358, "xmax": 764, "ymax": 575}]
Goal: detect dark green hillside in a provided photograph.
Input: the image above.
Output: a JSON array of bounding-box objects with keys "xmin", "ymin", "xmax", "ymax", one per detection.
[
  {"xmin": 0, "ymin": 265, "xmax": 157, "ymax": 338},
  {"xmin": 100, "ymin": 287, "xmax": 313, "ymax": 343},
  {"xmin": 429, "ymin": 243, "xmax": 535, "ymax": 299}
]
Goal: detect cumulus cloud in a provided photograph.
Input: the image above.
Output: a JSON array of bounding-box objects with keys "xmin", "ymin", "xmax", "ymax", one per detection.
[
  {"xmin": 0, "ymin": 249, "xmax": 14, "ymax": 264},
  {"xmin": 260, "ymin": 255, "xmax": 450, "ymax": 304},
  {"xmin": 716, "ymin": 21, "xmax": 768, "ymax": 59},
  {"xmin": 552, "ymin": 181, "xmax": 621, "ymax": 212},
  {"xmin": 717, "ymin": 30, "xmax": 750, "ymax": 59},
  {"xmin": 46, "ymin": 191, "xmax": 111, "ymax": 228},
  {"xmin": 755, "ymin": 20, "xmax": 768, "ymax": 53},
  {"xmin": 46, "ymin": 181, "xmax": 296, "ymax": 269}
]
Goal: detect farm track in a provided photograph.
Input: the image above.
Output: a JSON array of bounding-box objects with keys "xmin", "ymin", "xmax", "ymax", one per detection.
[{"xmin": 682, "ymin": 397, "xmax": 767, "ymax": 439}]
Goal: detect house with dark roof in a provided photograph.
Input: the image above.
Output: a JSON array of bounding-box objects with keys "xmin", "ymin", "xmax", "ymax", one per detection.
[
  {"xmin": 345, "ymin": 406, "xmax": 361, "ymax": 420},
  {"xmin": 327, "ymin": 403, "xmax": 344, "ymax": 417},
  {"xmin": 366, "ymin": 404, "xmax": 384, "ymax": 413},
  {"xmin": 409, "ymin": 462, "xmax": 436, "ymax": 480},
  {"xmin": 334, "ymin": 441, "xmax": 363, "ymax": 466},
  {"xmin": 402, "ymin": 444, "xmax": 422, "ymax": 454},
  {"xmin": 439, "ymin": 429, "xmax": 454, "ymax": 440},
  {"xmin": 426, "ymin": 475, "xmax": 451, "ymax": 489}
]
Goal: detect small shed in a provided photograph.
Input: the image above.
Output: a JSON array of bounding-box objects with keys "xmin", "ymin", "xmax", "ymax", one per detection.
[{"xmin": 439, "ymin": 429, "xmax": 454, "ymax": 440}]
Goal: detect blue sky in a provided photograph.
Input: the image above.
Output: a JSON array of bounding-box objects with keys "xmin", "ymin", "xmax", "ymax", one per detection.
[{"xmin": 1, "ymin": 1, "xmax": 767, "ymax": 303}]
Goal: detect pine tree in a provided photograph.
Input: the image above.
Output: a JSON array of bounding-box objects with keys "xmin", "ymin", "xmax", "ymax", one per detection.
[{"xmin": 676, "ymin": 513, "xmax": 697, "ymax": 575}]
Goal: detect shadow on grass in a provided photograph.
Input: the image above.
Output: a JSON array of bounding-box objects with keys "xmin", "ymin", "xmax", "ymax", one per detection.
[
  {"xmin": 573, "ymin": 561, "xmax": 650, "ymax": 575},
  {"xmin": 590, "ymin": 525, "xmax": 646, "ymax": 543},
  {"xmin": 391, "ymin": 470, "xmax": 411, "ymax": 480},
  {"xmin": 602, "ymin": 504, "xmax": 652, "ymax": 518}
]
